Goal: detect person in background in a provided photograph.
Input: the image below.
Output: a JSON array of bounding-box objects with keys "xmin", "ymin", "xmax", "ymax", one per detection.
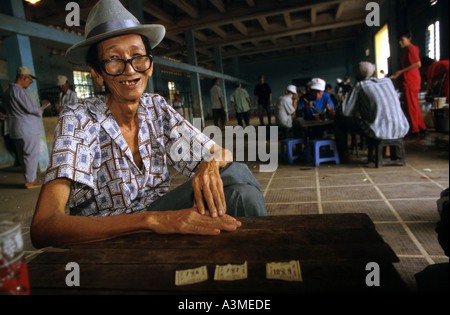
[
  {"xmin": 325, "ymin": 84, "xmax": 339, "ymax": 109},
  {"xmin": 275, "ymin": 84, "xmax": 298, "ymax": 130},
  {"xmin": 253, "ymin": 75, "xmax": 272, "ymax": 126},
  {"xmin": 56, "ymin": 75, "xmax": 78, "ymax": 114},
  {"xmin": 297, "ymin": 78, "xmax": 335, "ymax": 121},
  {"xmin": 172, "ymin": 91, "xmax": 184, "ymax": 116},
  {"xmin": 210, "ymin": 78, "xmax": 226, "ymax": 130},
  {"xmin": 423, "ymin": 58, "xmax": 449, "ymax": 103},
  {"xmin": 392, "ymin": 31, "xmax": 426, "ymax": 136},
  {"xmin": 230, "ymin": 82, "xmax": 251, "ymax": 128},
  {"xmin": 334, "ymin": 62, "xmax": 409, "ymax": 163},
  {"xmin": 1, "ymin": 66, "xmax": 43, "ymax": 189}
]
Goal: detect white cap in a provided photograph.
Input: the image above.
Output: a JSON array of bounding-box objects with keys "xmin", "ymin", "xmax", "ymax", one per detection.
[
  {"xmin": 310, "ymin": 78, "xmax": 326, "ymax": 91},
  {"xmin": 56, "ymin": 75, "xmax": 68, "ymax": 86},
  {"xmin": 287, "ymin": 85, "xmax": 297, "ymax": 94},
  {"xmin": 17, "ymin": 66, "xmax": 36, "ymax": 79}
]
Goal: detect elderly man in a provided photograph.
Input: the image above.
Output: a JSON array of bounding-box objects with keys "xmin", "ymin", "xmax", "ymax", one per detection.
[
  {"xmin": 1, "ymin": 66, "xmax": 42, "ymax": 189},
  {"xmin": 334, "ymin": 62, "xmax": 410, "ymax": 163},
  {"xmin": 56, "ymin": 75, "xmax": 78, "ymax": 113},
  {"xmin": 31, "ymin": 0, "xmax": 266, "ymax": 249}
]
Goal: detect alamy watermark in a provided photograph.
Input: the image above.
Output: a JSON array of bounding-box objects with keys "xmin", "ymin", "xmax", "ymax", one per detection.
[
  {"xmin": 170, "ymin": 119, "xmax": 279, "ymax": 173},
  {"xmin": 365, "ymin": 2, "xmax": 380, "ymax": 27}
]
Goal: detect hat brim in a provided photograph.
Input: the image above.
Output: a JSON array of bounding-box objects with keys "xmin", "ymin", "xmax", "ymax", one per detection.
[{"xmin": 65, "ymin": 25, "xmax": 165, "ymax": 66}]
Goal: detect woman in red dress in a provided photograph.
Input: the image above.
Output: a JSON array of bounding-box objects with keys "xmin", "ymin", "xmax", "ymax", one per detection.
[{"xmin": 393, "ymin": 31, "xmax": 427, "ymax": 135}]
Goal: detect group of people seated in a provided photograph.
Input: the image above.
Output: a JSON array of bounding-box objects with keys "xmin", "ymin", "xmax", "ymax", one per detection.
[{"xmin": 275, "ymin": 61, "xmax": 410, "ymax": 163}]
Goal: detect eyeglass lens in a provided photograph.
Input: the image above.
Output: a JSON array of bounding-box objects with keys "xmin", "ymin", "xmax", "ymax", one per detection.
[{"xmin": 104, "ymin": 55, "xmax": 152, "ymax": 76}]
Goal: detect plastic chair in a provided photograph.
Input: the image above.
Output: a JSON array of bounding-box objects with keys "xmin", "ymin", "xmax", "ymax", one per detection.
[
  {"xmin": 280, "ymin": 138, "xmax": 307, "ymax": 164},
  {"xmin": 307, "ymin": 139, "xmax": 340, "ymax": 166}
]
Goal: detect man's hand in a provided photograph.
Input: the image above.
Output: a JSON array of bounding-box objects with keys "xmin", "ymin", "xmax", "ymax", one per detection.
[
  {"xmin": 192, "ymin": 158, "xmax": 226, "ymax": 217},
  {"xmin": 192, "ymin": 145, "xmax": 232, "ymax": 218},
  {"xmin": 149, "ymin": 208, "xmax": 241, "ymax": 235}
]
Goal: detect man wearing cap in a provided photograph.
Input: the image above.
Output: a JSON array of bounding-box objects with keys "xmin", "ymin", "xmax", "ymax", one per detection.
[
  {"xmin": 56, "ymin": 75, "xmax": 78, "ymax": 114},
  {"xmin": 230, "ymin": 82, "xmax": 251, "ymax": 128},
  {"xmin": 275, "ymin": 85, "xmax": 298, "ymax": 129},
  {"xmin": 1, "ymin": 66, "xmax": 42, "ymax": 189},
  {"xmin": 334, "ymin": 62, "xmax": 409, "ymax": 163},
  {"xmin": 297, "ymin": 78, "xmax": 335, "ymax": 121},
  {"xmin": 31, "ymin": 0, "xmax": 266, "ymax": 249}
]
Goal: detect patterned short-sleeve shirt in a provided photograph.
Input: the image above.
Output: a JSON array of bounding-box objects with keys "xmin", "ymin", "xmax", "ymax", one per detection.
[{"xmin": 45, "ymin": 93, "xmax": 215, "ymax": 217}]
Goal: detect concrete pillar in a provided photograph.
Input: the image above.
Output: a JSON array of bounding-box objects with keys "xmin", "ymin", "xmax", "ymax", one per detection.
[
  {"xmin": 185, "ymin": 30, "xmax": 204, "ymax": 127},
  {"xmin": 214, "ymin": 46, "xmax": 228, "ymax": 121},
  {"xmin": 127, "ymin": 0, "xmax": 154, "ymax": 93},
  {"xmin": 232, "ymin": 56, "xmax": 240, "ymax": 78}
]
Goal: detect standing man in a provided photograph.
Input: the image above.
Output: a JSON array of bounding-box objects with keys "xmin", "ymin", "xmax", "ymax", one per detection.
[
  {"xmin": 56, "ymin": 75, "xmax": 79, "ymax": 114},
  {"xmin": 230, "ymin": 82, "xmax": 251, "ymax": 127},
  {"xmin": 1, "ymin": 66, "xmax": 42, "ymax": 189},
  {"xmin": 210, "ymin": 78, "xmax": 226, "ymax": 130},
  {"xmin": 254, "ymin": 75, "xmax": 272, "ymax": 126}
]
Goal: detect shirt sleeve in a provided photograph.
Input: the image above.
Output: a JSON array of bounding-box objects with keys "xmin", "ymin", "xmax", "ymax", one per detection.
[
  {"xmin": 407, "ymin": 45, "xmax": 421, "ymax": 65},
  {"xmin": 44, "ymin": 106, "xmax": 96, "ymax": 190},
  {"xmin": 341, "ymin": 84, "xmax": 361, "ymax": 117},
  {"xmin": 14, "ymin": 87, "xmax": 42, "ymax": 117},
  {"xmin": 325, "ymin": 93, "xmax": 335, "ymax": 109}
]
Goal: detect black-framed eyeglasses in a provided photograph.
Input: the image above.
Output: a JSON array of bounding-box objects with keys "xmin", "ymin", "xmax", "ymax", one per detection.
[{"xmin": 100, "ymin": 54, "xmax": 153, "ymax": 76}]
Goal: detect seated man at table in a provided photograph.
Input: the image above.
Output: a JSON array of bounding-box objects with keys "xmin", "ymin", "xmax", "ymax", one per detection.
[
  {"xmin": 30, "ymin": 0, "xmax": 266, "ymax": 249},
  {"xmin": 275, "ymin": 85, "xmax": 298, "ymax": 129},
  {"xmin": 294, "ymin": 78, "xmax": 335, "ymax": 138},
  {"xmin": 334, "ymin": 62, "xmax": 410, "ymax": 163},
  {"xmin": 296, "ymin": 78, "xmax": 335, "ymax": 121}
]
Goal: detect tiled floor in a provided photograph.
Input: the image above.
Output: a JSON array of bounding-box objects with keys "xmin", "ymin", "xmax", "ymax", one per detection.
[{"xmin": 1, "ymin": 116, "xmax": 448, "ymax": 292}]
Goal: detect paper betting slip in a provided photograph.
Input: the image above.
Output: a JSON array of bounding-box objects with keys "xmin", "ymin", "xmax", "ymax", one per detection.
[
  {"xmin": 175, "ymin": 266, "xmax": 208, "ymax": 286},
  {"xmin": 266, "ymin": 260, "xmax": 302, "ymax": 282},
  {"xmin": 214, "ymin": 261, "xmax": 248, "ymax": 281}
]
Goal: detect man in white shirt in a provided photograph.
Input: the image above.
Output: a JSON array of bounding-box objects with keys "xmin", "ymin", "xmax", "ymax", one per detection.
[
  {"xmin": 56, "ymin": 75, "xmax": 79, "ymax": 114},
  {"xmin": 210, "ymin": 78, "xmax": 225, "ymax": 129},
  {"xmin": 275, "ymin": 85, "xmax": 298, "ymax": 128}
]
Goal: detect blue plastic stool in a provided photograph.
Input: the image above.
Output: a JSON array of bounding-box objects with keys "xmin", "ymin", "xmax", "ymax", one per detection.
[
  {"xmin": 280, "ymin": 138, "xmax": 307, "ymax": 164},
  {"xmin": 307, "ymin": 139, "xmax": 340, "ymax": 166}
]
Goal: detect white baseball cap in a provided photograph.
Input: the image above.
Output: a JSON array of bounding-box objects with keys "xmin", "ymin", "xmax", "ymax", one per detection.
[
  {"xmin": 56, "ymin": 75, "xmax": 68, "ymax": 86},
  {"xmin": 17, "ymin": 66, "xmax": 36, "ymax": 79},
  {"xmin": 310, "ymin": 78, "xmax": 326, "ymax": 91},
  {"xmin": 287, "ymin": 85, "xmax": 297, "ymax": 94}
]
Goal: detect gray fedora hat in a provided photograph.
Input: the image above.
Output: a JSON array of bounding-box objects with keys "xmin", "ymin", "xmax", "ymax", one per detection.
[{"xmin": 65, "ymin": 0, "xmax": 165, "ymax": 65}]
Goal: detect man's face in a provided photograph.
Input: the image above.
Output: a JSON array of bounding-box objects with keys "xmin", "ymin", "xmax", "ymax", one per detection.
[
  {"xmin": 311, "ymin": 89, "xmax": 323, "ymax": 101},
  {"xmin": 60, "ymin": 83, "xmax": 69, "ymax": 93},
  {"xmin": 258, "ymin": 77, "xmax": 264, "ymax": 84},
  {"xmin": 93, "ymin": 34, "xmax": 152, "ymax": 103},
  {"xmin": 20, "ymin": 75, "xmax": 33, "ymax": 89}
]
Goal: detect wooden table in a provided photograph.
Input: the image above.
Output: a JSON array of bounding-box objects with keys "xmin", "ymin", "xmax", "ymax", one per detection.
[
  {"xmin": 28, "ymin": 214, "xmax": 407, "ymax": 294},
  {"xmin": 302, "ymin": 119, "xmax": 334, "ymax": 140}
]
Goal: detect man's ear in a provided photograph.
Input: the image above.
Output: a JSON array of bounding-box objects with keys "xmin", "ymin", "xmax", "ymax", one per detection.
[{"xmin": 88, "ymin": 66, "xmax": 104, "ymax": 86}]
